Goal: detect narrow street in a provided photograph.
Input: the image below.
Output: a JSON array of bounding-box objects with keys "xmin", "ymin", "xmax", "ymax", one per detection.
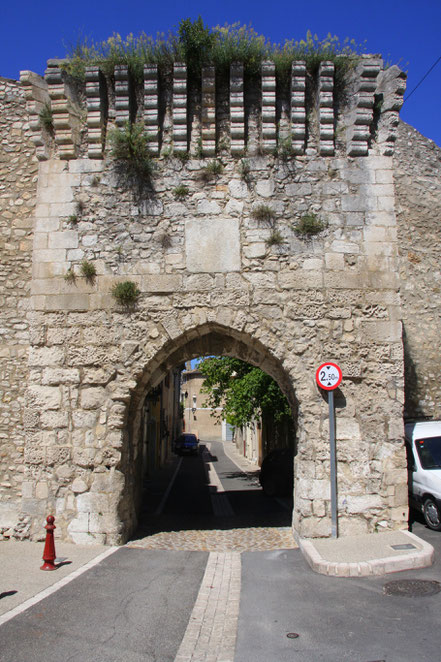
[{"xmin": 130, "ymin": 439, "xmax": 295, "ymax": 551}]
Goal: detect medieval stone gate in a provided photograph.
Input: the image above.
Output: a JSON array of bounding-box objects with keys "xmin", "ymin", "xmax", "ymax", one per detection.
[{"xmin": 0, "ymin": 55, "xmax": 413, "ymax": 543}]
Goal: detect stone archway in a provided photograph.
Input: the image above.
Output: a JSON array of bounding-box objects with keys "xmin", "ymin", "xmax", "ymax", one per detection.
[{"xmin": 117, "ymin": 322, "xmax": 299, "ymax": 541}]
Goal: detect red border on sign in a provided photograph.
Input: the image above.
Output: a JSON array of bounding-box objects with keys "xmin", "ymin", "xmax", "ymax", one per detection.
[{"xmin": 316, "ymin": 362, "xmax": 342, "ymax": 391}]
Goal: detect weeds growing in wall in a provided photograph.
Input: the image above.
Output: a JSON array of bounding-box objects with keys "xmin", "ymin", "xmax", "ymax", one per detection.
[
  {"xmin": 111, "ymin": 280, "xmax": 141, "ymax": 307},
  {"xmin": 108, "ymin": 122, "xmax": 154, "ymax": 181}
]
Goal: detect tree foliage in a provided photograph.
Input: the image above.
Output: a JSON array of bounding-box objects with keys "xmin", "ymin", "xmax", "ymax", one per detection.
[{"xmin": 198, "ymin": 356, "xmax": 292, "ymax": 428}]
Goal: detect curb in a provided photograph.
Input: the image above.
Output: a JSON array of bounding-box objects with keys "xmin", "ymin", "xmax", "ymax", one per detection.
[{"xmin": 299, "ymin": 530, "xmax": 435, "ymax": 577}]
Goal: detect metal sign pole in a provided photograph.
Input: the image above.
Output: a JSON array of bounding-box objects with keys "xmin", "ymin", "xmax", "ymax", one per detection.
[{"xmin": 328, "ymin": 389, "xmax": 338, "ymax": 538}]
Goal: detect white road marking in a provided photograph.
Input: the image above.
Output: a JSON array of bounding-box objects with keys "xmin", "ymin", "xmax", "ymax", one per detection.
[{"xmin": 154, "ymin": 456, "xmax": 183, "ymax": 516}]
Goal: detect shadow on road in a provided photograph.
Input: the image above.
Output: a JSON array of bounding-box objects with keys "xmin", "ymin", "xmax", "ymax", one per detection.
[{"xmin": 130, "ymin": 444, "xmax": 293, "ymax": 543}]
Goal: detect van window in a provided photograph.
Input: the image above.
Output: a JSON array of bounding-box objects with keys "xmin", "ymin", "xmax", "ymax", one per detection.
[{"xmin": 415, "ymin": 436, "xmax": 441, "ymax": 469}]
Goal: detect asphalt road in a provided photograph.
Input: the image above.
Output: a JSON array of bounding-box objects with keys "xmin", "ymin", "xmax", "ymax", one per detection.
[
  {"xmin": 236, "ymin": 519, "xmax": 441, "ymax": 662},
  {"xmin": 0, "ymin": 548, "xmax": 208, "ymax": 662}
]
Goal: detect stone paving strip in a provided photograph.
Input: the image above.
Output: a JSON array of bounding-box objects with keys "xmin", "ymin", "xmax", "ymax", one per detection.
[
  {"xmin": 127, "ymin": 526, "xmax": 297, "ymax": 552},
  {"xmin": 174, "ymin": 551, "xmax": 241, "ymax": 662}
]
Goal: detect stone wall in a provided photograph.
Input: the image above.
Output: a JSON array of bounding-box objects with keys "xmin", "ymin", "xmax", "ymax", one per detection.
[
  {"xmin": 0, "ymin": 58, "xmax": 411, "ymax": 543},
  {"xmin": 0, "ymin": 78, "xmax": 36, "ymax": 536},
  {"xmin": 394, "ymin": 122, "xmax": 441, "ymax": 419}
]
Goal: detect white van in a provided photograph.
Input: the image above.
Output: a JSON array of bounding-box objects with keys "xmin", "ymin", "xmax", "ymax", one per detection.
[{"xmin": 405, "ymin": 420, "xmax": 441, "ymax": 531}]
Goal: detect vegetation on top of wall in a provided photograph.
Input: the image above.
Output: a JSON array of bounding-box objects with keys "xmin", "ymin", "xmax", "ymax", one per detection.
[{"xmin": 63, "ymin": 18, "xmax": 364, "ymax": 85}]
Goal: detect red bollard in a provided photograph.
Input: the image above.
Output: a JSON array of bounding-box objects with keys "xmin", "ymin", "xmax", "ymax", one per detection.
[{"xmin": 40, "ymin": 515, "xmax": 58, "ymax": 571}]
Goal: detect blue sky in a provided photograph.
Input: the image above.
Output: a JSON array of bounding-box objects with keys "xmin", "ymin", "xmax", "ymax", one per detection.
[{"xmin": 2, "ymin": 1, "xmax": 440, "ymax": 146}]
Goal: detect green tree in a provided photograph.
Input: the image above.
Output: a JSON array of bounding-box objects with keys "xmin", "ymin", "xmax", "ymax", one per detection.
[{"xmin": 198, "ymin": 356, "xmax": 292, "ymax": 428}]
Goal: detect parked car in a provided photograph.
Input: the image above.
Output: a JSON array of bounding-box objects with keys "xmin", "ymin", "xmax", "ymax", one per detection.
[
  {"xmin": 405, "ymin": 420, "xmax": 441, "ymax": 531},
  {"xmin": 174, "ymin": 433, "xmax": 199, "ymax": 456},
  {"xmin": 259, "ymin": 448, "xmax": 293, "ymax": 497}
]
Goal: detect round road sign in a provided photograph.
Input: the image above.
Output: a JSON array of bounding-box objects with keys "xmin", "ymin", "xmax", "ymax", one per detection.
[{"xmin": 316, "ymin": 362, "xmax": 342, "ymax": 391}]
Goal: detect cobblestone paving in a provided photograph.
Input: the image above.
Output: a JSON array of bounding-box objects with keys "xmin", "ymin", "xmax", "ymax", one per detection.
[
  {"xmin": 127, "ymin": 526, "xmax": 297, "ymax": 551},
  {"xmin": 174, "ymin": 552, "xmax": 241, "ymax": 662}
]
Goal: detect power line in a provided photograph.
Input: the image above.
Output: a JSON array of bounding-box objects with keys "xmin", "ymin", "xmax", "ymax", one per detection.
[{"xmin": 403, "ymin": 55, "xmax": 441, "ymax": 104}]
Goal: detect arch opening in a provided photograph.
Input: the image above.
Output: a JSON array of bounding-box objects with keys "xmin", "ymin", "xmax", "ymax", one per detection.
[{"xmin": 118, "ymin": 322, "xmax": 299, "ymax": 546}]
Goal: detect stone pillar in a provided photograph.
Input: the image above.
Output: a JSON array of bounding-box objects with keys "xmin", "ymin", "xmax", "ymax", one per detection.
[
  {"xmin": 317, "ymin": 61, "xmax": 335, "ymax": 155},
  {"xmin": 201, "ymin": 66, "xmax": 216, "ymax": 156},
  {"xmin": 144, "ymin": 64, "xmax": 159, "ymax": 154},
  {"xmin": 290, "ymin": 61, "xmax": 306, "ymax": 155},
  {"xmin": 261, "ymin": 61, "xmax": 277, "ymax": 153},
  {"xmin": 230, "ymin": 63, "xmax": 245, "ymax": 155},
  {"xmin": 173, "ymin": 63, "xmax": 188, "ymax": 153}
]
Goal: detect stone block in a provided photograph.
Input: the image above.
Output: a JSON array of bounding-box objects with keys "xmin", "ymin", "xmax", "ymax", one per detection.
[
  {"xmin": 302, "ymin": 258, "xmax": 323, "ymax": 270},
  {"xmin": 48, "ymin": 231, "xmax": 78, "ymax": 249},
  {"xmin": 37, "ymin": 184, "xmax": 74, "ymax": 204},
  {"xmin": 67, "ymin": 512, "xmax": 89, "ymax": 533},
  {"xmin": 28, "ymin": 385, "xmax": 61, "ymax": 410},
  {"xmin": 342, "ymin": 195, "xmax": 376, "ymax": 212},
  {"xmin": 336, "ymin": 418, "xmax": 361, "ymax": 441},
  {"xmin": 0, "ymin": 503, "xmax": 19, "ymax": 528},
  {"xmin": 72, "ymin": 478, "xmax": 89, "ymax": 494},
  {"xmin": 140, "ymin": 274, "xmax": 182, "ymax": 293},
  {"xmin": 346, "ymin": 494, "xmax": 383, "ymax": 513},
  {"xmin": 228, "ymin": 180, "xmax": 248, "ymax": 199},
  {"xmin": 31, "ymin": 279, "xmax": 63, "ymax": 296},
  {"xmin": 80, "ymin": 387, "xmax": 107, "ymax": 410},
  {"xmin": 43, "ymin": 294, "xmax": 90, "ymax": 311},
  {"xmin": 279, "ymin": 271, "xmax": 324, "ymax": 289},
  {"xmin": 33, "ymin": 249, "xmax": 66, "ymax": 263},
  {"xmin": 225, "ymin": 199, "xmax": 244, "ymax": 215},
  {"xmin": 244, "ymin": 243, "xmax": 267, "ymax": 259},
  {"xmin": 40, "ymin": 410, "xmax": 69, "ymax": 429},
  {"xmin": 29, "ymin": 346, "xmax": 64, "ymax": 367},
  {"xmin": 325, "ymin": 253, "xmax": 345, "ymax": 270},
  {"xmin": 197, "ymin": 199, "xmax": 221, "ymax": 214},
  {"xmin": 186, "ymin": 219, "xmax": 240, "ymax": 273},
  {"xmin": 35, "ymin": 481, "xmax": 49, "ymax": 499},
  {"xmin": 255, "ymin": 180, "xmax": 275, "ymax": 197}
]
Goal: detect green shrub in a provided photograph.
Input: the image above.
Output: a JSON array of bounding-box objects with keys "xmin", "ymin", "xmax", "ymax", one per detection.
[
  {"xmin": 64, "ymin": 268, "xmax": 76, "ymax": 284},
  {"xmin": 252, "ymin": 204, "xmax": 276, "ymax": 225},
  {"xmin": 173, "ymin": 184, "xmax": 190, "ymax": 199},
  {"xmin": 108, "ymin": 121, "xmax": 154, "ymax": 179},
  {"xmin": 67, "ymin": 214, "xmax": 78, "ymax": 225},
  {"xmin": 294, "ymin": 213, "xmax": 326, "ymax": 237},
  {"xmin": 240, "ymin": 159, "xmax": 251, "ymax": 182},
  {"xmin": 277, "ymin": 137, "xmax": 294, "ymax": 160},
  {"xmin": 80, "ymin": 260, "xmax": 97, "ymax": 282},
  {"xmin": 199, "ymin": 160, "xmax": 223, "ymax": 182},
  {"xmin": 111, "ymin": 280, "xmax": 140, "ymax": 306},
  {"xmin": 39, "ymin": 103, "xmax": 54, "ymax": 132},
  {"xmin": 266, "ymin": 230, "xmax": 284, "ymax": 246}
]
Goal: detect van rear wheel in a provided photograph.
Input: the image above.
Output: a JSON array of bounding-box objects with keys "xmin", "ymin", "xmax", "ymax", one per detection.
[{"xmin": 423, "ymin": 498, "xmax": 441, "ymax": 531}]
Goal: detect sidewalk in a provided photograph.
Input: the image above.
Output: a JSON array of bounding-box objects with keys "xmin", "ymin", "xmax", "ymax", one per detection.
[
  {"xmin": 0, "ymin": 540, "xmax": 116, "ymax": 624},
  {"xmin": 223, "ymin": 439, "xmax": 435, "ymax": 577}
]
